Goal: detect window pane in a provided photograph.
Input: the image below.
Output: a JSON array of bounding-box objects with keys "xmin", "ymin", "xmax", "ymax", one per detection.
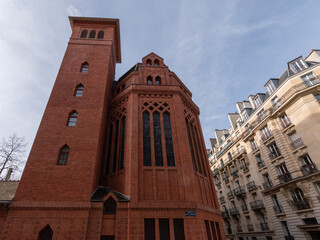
[
  {"xmin": 153, "ymin": 112, "xmax": 163, "ymax": 166},
  {"xmin": 143, "ymin": 112, "xmax": 152, "ymax": 166},
  {"xmin": 144, "ymin": 219, "xmax": 155, "ymax": 240},
  {"xmin": 163, "ymin": 112, "xmax": 175, "ymax": 166}
]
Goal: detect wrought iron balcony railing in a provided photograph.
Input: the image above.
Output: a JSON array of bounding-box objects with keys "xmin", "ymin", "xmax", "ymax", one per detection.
[
  {"xmin": 250, "ymin": 200, "xmax": 265, "ymax": 211},
  {"xmin": 257, "ymin": 161, "xmax": 265, "ymax": 169},
  {"xmin": 290, "ymin": 138, "xmax": 304, "ymax": 149},
  {"xmin": 262, "ymin": 133, "xmax": 272, "ymax": 141},
  {"xmin": 231, "ymin": 170, "xmax": 239, "ymax": 178},
  {"xmin": 246, "ymin": 181, "xmax": 257, "ymax": 191},
  {"xmin": 292, "ymin": 198, "xmax": 311, "ymax": 211},
  {"xmin": 227, "ymin": 191, "xmax": 233, "ymax": 198},
  {"xmin": 219, "ymin": 196, "xmax": 225, "ymax": 203},
  {"xmin": 269, "ymin": 151, "xmax": 281, "ymax": 160},
  {"xmin": 278, "ymin": 173, "xmax": 292, "ymax": 184},
  {"xmin": 229, "ymin": 207, "xmax": 240, "ymax": 216},
  {"xmin": 233, "ymin": 186, "xmax": 246, "ymax": 196},
  {"xmin": 300, "ymin": 164, "xmax": 317, "ymax": 176}
]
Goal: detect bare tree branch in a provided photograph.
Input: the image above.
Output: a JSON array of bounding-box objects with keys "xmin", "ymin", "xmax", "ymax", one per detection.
[{"xmin": 0, "ymin": 134, "xmax": 27, "ymax": 180}]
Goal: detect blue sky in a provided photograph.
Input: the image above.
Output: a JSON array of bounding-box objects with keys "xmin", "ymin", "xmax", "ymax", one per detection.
[{"xmin": 1, "ymin": 0, "xmax": 320, "ymax": 170}]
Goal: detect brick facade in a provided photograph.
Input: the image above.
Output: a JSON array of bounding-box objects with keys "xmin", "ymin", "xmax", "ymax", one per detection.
[{"xmin": 0, "ymin": 17, "xmax": 224, "ymax": 240}]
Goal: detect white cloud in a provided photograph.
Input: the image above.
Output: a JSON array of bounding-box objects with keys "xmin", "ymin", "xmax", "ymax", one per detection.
[{"xmin": 67, "ymin": 5, "xmax": 81, "ymax": 16}]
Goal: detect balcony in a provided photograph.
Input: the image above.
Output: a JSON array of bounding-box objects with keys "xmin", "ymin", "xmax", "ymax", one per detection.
[
  {"xmin": 292, "ymin": 198, "xmax": 311, "ymax": 211},
  {"xmin": 290, "ymin": 138, "xmax": 304, "ymax": 150},
  {"xmin": 237, "ymin": 225, "xmax": 243, "ymax": 233},
  {"xmin": 257, "ymin": 161, "xmax": 265, "ymax": 169},
  {"xmin": 231, "ymin": 170, "xmax": 239, "ymax": 179},
  {"xmin": 247, "ymin": 224, "xmax": 254, "ymax": 232},
  {"xmin": 260, "ymin": 222, "xmax": 269, "ymax": 231},
  {"xmin": 231, "ymin": 148, "xmax": 246, "ymax": 159},
  {"xmin": 246, "ymin": 181, "xmax": 257, "ymax": 191},
  {"xmin": 229, "ymin": 207, "xmax": 240, "ymax": 216},
  {"xmin": 219, "ymin": 196, "xmax": 225, "ymax": 203},
  {"xmin": 262, "ymin": 133, "xmax": 272, "ymax": 142},
  {"xmin": 250, "ymin": 200, "xmax": 265, "ymax": 211},
  {"xmin": 270, "ymin": 78, "xmax": 320, "ymax": 112},
  {"xmin": 227, "ymin": 191, "xmax": 234, "ymax": 199},
  {"xmin": 269, "ymin": 151, "xmax": 281, "ymax": 160},
  {"xmin": 233, "ymin": 186, "xmax": 246, "ymax": 196},
  {"xmin": 263, "ymin": 181, "xmax": 273, "ymax": 190},
  {"xmin": 300, "ymin": 164, "xmax": 317, "ymax": 176},
  {"xmin": 278, "ymin": 173, "xmax": 292, "ymax": 184},
  {"xmin": 222, "ymin": 211, "xmax": 229, "ymax": 219},
  {"xmin": 273, "ymin": 205, "xmax": 284, "ymax": 215}
]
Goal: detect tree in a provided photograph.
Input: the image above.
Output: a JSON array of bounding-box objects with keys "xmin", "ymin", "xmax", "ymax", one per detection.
[{"xmin": 0, "ymin": 134, "xmax": 27, "ymax": 180}]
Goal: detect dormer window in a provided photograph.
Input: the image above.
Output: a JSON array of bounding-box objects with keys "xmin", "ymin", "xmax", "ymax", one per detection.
[
  {"xmin": 301, "ymin": 72, "xmax": 319, "ymax": 86},
  {"xmin": 241, "ymin": 111, "xmax": 249, "ymax": 121},
  {"xmin": 253, "ymin": 97, "xmax": 263, "ymax": 108},
  {"xmin": 289, "ymin": 58, "xmax": 308, "ymax": 74},
  {"xmin": 266, "ymin": 82, "xmax": 276, "ymax": 95}
]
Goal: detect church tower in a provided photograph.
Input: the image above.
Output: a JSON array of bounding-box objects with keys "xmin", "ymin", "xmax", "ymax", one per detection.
[{"xmin": 0, "ymin": 17, "xmax": 224, "ymax": 240}]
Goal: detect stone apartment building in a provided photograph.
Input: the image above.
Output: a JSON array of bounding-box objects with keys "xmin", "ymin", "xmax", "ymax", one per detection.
[
  {"xmin": 208, "ymin": 50, "xmax": 320, "ymax": 240},
  {"xmin": 0, "ymin": 17, "xmax": 224, "ymax": 239}
]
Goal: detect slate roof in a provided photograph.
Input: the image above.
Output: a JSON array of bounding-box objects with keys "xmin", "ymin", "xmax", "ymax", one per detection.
[
  {"xmin": 0, "ymin": 181, "xmax": 19, "ymax": 204},
  {"xmin": 90, "ymin": 186, "xmax": 130, "ymax": 202}
]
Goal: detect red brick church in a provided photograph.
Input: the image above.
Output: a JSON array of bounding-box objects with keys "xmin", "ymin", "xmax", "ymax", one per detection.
[{"xmin": 0, "ymin": 17, "xmax": 224, "ymax": 240}]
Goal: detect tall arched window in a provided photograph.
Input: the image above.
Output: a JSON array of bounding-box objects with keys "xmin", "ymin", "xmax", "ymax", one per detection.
[
  {"xmin": 75, "ymin": 84, "xmax": 84, "ymax": 97},
  {"xmin": 80, "ymin": 30, "xmax": 88, "ymax": 38},
  {"xmin": 155, "ymin": 76, "xmax": 161, "ymax": 86},
  {"xmin": 103, "ymin": 197, "xmax": 117, "ymax": 214},
  {"xmin": 97, "ymin": 31, "xmax": 104, "ymax": 39},
  {"xmin": 81, "ymin": 62, "xmax": 89, "ymax": 73},
  {"xmin": 153, "ymin": 111, "xmax": 163, "ymax": 166},
  {"xmin": 58, "ymin": 145, "xmax": 70, "ymax": 165},
  {"xmin": 68, "ymin": 111, "xmax": 78, "ymax": 126},
  {"xmin": 147, "ymin": 76, "xmax": 153, "ymax": 85},
  {"xmin": 163, "ymin": 112, "xmax": 175, "ymax": 166},
  {"xmin": 143, "ymin": 111, "xmax": 151, "ymax": 166},
  {"xmin": 146, "ymin": 59, "xmax": 152, "ymax": 66},
  {"xmin": 154, "ymin": 59, "xmax": 160, "ymax": 66},
  {"xmin": 38, "ymin": 225, "xmax": 53, "ymax": 240},
  {"xmin": 89, "ymin": 30, "xmax": 96, "ymax": 38}
]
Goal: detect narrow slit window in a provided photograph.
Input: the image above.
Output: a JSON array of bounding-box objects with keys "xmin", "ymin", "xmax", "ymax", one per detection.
[
  {"xmin": 194, "ymin": 126, "xmax": 206, "ymax": 176},
  {"xmin": 112, "ymin": 120, "xmax": 119, "ymax": 172},
  {"xmin": 97, "ymin": 31, "xmax": 104, "ymax": 39},
  {"xmin": 89, "ymin": 30, "xmax": 96, "ymax": 38},
  {"xmin": 68, "ymin": 111, "xmax": 78, "ymax": 126},
  {"xmin": 144, "ymin": 219, "xmax": 155, "ymax": 240},
  {"xmin": 163, "ymin": 112, "xmax": 175, "ymax": 166},
  {"xmin": 75, "ymin": 84, "xmax": 84, "ymax": 97},
  {"xmin": 58, "ymin": 145, "xmax": 69, "ymax": 165},
  {"xmin": 80, "ymin": 30, "xmax": 88, "ymax": 38},
  {"xmin": 81, "ymin": 62, "xmax": 89, "ymax": 73},
  {"xmin": 185, "ymin": 118, "xmax": 197, "ymax": 171},
  {"xmin": 147, "ymin": 76, "xmax": 153, "ymax": 85},
  {"xmin": 173, "ymin": 219, "xmax": 185, "ymax": 240},
  {"xmin": 119, "ymin": 117, "xmax": 126, "ymax": 170},
  {"xmin": 159, "ymin": 219, "xmax": 170, "ymax": 240},
  {"xmin": 143, "ymin": 111, "xmax": 152, "ymax": 166},
  {"xmin": 153, "ymin": 112, "xmax": 163, "ymax": 166},
  {"xmin": 155, "ymin": 76, "xmax": 161, "ymax": 86}
]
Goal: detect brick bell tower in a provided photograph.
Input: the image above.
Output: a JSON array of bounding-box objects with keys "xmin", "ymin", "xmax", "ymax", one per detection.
[{"xmin": 0, "ymin": 17, "xmax": 224, "ymax": 240}]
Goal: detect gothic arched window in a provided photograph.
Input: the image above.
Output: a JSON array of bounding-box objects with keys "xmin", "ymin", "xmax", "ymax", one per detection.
[
  {"xmin": 38, "ymin": 225, "xmax": 53, "ymax": 240},
  {"xmin": 68, "ymin": 111, "xmax": 78, "ymax": 126},
  {"xmin": 103, "ymin": 197, "xmax": 117, "ymax": 214},
  {"xmin": 75, "ymin": 84, "xmax": 84, "ymax": 97},
  {"xmin": 58, "ymin": 145, "xmax": 69, "ymax": 165},
  {"xmin": 147, "ymin": 76, "xmax": 153, "ymax": 85},
  {"xmin": 80, "ymin": 62, "xmax": 89, "ymax": 73},
  {"xmin": 153, "ymin": 111, "xmax": 163, "ymax": 166},
  {"xmin": 146, "ymin": 59, "xmax": 152, "ymax": 66},
  {"xmin": 80, "ymin": 29, "xmax": 88, "ymax": 38},
  {"xmin": 154, "ymin": 59, "xmax": 160, "ymax": 66},
  {"xmin": 163, "ymin": 112, "xmax": 175, "ymax": 166},
  {"xmin": 143, "ymin": 111, "xmax": 151, "ymax": 166}
]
